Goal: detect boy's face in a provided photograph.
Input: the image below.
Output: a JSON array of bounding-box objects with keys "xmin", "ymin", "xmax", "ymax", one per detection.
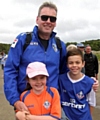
[
  {"xmin": 28, "ymin": 75, "xmax": 47, "ymax": 94},
  {"xmin": 67, "ymin": 55, "xmax": 84, "ymax": 75}
]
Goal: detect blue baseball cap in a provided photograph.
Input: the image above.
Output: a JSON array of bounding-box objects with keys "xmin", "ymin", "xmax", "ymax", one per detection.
[{"xmin": 77, "ymin": 43, "xmax": 84, "ymax": 48}]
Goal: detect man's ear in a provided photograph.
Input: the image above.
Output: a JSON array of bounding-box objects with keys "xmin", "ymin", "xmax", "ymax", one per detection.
[{"xmin": 36, "ymin": 16, "xmax": 39, "ymax": 24}]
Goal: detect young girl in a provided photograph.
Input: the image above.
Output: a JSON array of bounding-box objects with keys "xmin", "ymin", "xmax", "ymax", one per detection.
[
  {"xmin": 16, "ymin": 61, "xmax": 61, "ymax": 120},
  {"xmin": 59, "ymin": 48, "xmax": 96, "ymax": 120}
]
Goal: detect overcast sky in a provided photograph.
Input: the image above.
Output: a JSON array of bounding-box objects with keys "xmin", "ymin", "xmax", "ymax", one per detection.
[{"xmin": 0, "ymin": 0, "xmax": 100, "ymax": 44}]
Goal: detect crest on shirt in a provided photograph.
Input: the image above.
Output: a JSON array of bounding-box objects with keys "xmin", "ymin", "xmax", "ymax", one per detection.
[
  {"xmin": 76, "ymin": 91, "xmax": 84, "ymax": 99},
  {"xmin": 43, "ymin": 100, "xmax": 51, "ymax": 109},
  {"xmin": 11, "ymin": 39, "xmax": 18, "ymax": 48},
  {"xmin": 52, "ymin": 43, "xmax": 58, "ymax": 52}
]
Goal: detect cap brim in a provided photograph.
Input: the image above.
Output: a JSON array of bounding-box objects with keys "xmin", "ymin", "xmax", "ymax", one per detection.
[
  {"xmin": 79, "ymin": 46, "xmax": 84, "ymax": 48},
  {"xmin": 28, "ymin": 71, "xmax": 49, "ymax": 78}
]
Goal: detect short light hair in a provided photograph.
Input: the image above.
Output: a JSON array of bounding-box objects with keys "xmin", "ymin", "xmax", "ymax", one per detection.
[
  {"xmin": 38, "ymin": 2, "xmax": 57, "ymax": 16},
  {"xmin": 67, "ymin": 44, "xmax": 77, "ymax": 51}
]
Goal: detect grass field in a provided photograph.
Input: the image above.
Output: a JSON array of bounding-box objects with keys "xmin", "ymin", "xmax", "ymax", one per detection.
[{"xmin": 93, "ymin": 51, "xmax": 100, "ymax": 61}]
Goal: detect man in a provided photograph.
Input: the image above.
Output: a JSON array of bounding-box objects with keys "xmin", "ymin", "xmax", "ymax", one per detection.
[
  {"xmin": 0, "ymin": 52, "xmax": 6, "ymax": 70},
  {"xmin": 4, "ymin": 2, "xmax": 67, "ymax": 112},
  {"xmin": 4, "ymin": 2, "xmax": 98, "ymax": 118},
  {"xmin": 84, "ymin": 45, "xmax": 99, "ymax": 79},
  {"xmin": 76, "ymin": 42, "xmax": 85, "ymax": 52},
  {"xmin": 77, "ymin": 42, "xmax": 85, "ymax": 73}
]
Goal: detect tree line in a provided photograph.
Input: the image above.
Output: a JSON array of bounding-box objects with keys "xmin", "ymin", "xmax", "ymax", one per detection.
[
  {"xmin": 0, "ymin": 39, "xmax": 100, "ymax": 54},
  {"xmin": 66, "ymin": 39, "xmax": 100, "ymax": 51}
]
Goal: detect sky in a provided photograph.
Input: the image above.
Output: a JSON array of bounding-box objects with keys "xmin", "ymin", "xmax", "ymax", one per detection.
[{"xmin": 0, "ymin": 0, "xmax": 100, "ymax": 44}]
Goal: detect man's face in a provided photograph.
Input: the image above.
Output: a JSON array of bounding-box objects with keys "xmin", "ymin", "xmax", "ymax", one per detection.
[
  {"xmin": 85, "ymin": 46, "xmax": 91, "ymax": 54},
  {"xmin": 78, "ymin": 47, "xmax": 84, "ymax": 52},
  {"xmin": 36, "ymin": 7, "xmax": 57, "ymax": 36}
]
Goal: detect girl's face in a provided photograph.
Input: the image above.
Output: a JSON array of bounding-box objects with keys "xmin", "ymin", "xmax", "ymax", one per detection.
[
  {"xmin": 28, "ymin": 75, "xmax": 47, "ymax": 94},
  {"xmin": 67, "ymin": 55, "xmax": 84, "ymax": 75}
]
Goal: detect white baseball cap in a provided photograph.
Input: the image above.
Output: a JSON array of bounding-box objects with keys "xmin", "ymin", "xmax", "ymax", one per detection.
[{"xmin": 26, "ymin": 62, "xmax": 49, "ymax": 78}]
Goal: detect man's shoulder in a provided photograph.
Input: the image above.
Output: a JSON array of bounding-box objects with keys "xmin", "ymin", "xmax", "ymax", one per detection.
[
  {"xmin": 55, "ymin": 37, "xmax": 66, "ymax": 47},
  {"xmin": 92, "ymin": 53, "xmax": 97, "ymax": 57},
  {"xmin": 91, "ymin": 53, "xmax": 97, "ymax": 60},
  {"xmin": 14, "ymin": 32, "xmax": 27, "ymax": 44}
]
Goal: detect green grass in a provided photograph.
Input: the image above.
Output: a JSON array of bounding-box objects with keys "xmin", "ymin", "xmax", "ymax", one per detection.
[
  {"xmin": 95, "ymin": 53, "xmax": 100, "ymax": 61},
  {"xmin": 93, "ymin": 51, "xmax": 100, "ymax": 61}
]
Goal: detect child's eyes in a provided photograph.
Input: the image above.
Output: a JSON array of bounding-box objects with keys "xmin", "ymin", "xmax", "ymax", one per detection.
[
  {"xmin": 76, "ymin": 62, "xmax": 80, "ymax": 64},
  {"xmin": 40, "ymin": 76, "xmax": 46, "ymax": 79},
  {"xmin": 31, "ymin": 76, "xmax": 45, "ymax": 80},
  {"xmin": 69, "ymin": 61, "xmax": 80, "ymax": 64},
  {"xmin": 31, "ymin": 78, "xmax": 35, "ymax": 80}
]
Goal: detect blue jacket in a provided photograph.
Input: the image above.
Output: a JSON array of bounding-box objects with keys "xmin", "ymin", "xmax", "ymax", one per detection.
[{"xmin": 4, "ymin": 26, "xmax": 67, "ymax": 106}]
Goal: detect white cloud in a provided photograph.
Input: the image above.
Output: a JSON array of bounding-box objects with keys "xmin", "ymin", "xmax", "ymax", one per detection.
[{"xmin": 0, "ymin": 0, "xmax": 100, "ymax": 44}]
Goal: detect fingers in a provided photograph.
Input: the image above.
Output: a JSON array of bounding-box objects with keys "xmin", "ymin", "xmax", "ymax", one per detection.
[
  {"xmin": 93, "ymin": 82, "xmax": 99, "ymax": 92},
  {"xmin": 14, "ymin": 101, "xmax": 29, "ymax": 111},
  {"xmin": 91, "ymin": 77, "xmax": 96, "ymax": 81},
  {"xmin": 21, "ymin": 103, "xmax": 29, "ymax": 111},
  {"xmin": 23, "ymin": 111, "xmax": 30, "ymax": 115}
]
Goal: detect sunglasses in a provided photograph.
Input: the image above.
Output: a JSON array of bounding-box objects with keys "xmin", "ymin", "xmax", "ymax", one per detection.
[{"xmin": 40, "ymin": 15, "xmax": 57, "ymax": 23}]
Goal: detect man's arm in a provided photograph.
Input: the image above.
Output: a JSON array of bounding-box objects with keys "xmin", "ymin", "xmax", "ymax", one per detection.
[
  {"xmin": 94, "ymin": 55, "xmax": 99, "ymax": 79},
  {"xmin": 92, "ymin": 77, "xmax": 99, "ymax": 92},
  {"xmin": 60, "ymin": 41, "xmax": 68, "ymax": 74},
  {"xmin": 4, "ymin": 33, "xmax": 24, "ymax": 106}
]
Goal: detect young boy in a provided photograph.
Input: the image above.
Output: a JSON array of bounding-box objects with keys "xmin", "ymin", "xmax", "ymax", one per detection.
[
  {"xmin": 16, "ymin": 61, "xmax": 61, "ymax": 120},
  {"xmin": 59, "ymin": 48, "xmax": 96, "ymax": 120}
]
